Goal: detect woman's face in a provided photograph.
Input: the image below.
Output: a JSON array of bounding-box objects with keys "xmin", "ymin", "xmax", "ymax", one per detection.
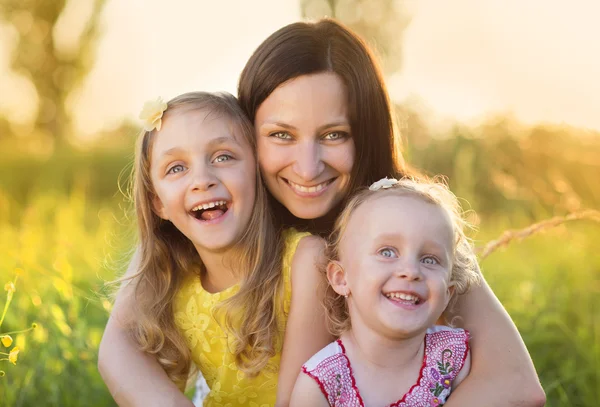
[{"xmin": 255, "ymin": 73, "xmax": 355, "ymax": 219}]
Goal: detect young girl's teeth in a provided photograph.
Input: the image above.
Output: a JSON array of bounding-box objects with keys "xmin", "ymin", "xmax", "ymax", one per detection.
[{"xmin": 386, "ymin": 292, "xmax": 419, "ymax": 303}]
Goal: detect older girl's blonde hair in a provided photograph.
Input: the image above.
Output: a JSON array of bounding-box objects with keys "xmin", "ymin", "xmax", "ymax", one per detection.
[
  {"xmin": 323, "ymin": 177, "xmax": 481, "ymax": 336},
  {"xmin": 126, "ymin": 92, "xmax": 284, "ymax": 387}
]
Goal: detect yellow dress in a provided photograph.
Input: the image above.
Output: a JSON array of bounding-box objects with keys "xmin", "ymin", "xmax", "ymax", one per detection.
[{"xmin": 173, "ymin": 229, "xmax": 310, "ymax": 407}]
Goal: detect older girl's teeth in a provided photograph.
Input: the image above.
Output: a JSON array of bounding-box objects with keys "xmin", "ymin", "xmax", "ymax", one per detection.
[{"xmin": 192, "ymin": 200, "xmax": 226, "ymax": 211}]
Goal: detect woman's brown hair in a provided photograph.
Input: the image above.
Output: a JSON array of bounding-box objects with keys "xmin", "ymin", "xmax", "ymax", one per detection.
[{"xmin": 238, "ymin": 19, "xmax": 408, "ymax": 219}]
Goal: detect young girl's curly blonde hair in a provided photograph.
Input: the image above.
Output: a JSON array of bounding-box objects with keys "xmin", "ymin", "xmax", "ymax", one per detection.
[
  {"xmin": 323, "ymin": 176, "xmax": 481, "ymax": 337},
  {"xmin": 125, "ymin": 92, "xmax": 284, "ymax": 388}
]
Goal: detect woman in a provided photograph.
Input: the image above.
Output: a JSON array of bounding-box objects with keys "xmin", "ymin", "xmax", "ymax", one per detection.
[{"xmin": 99, "ymin": 19, "xmax": 545, "ymax": 407}]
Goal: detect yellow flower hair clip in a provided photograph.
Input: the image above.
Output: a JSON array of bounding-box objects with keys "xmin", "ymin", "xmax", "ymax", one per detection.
[
  {"xmin": 139, "ymin": 97, "xmax": 168, "ymax": 132},
  {"xmin": 369, "ymin": 177, "xmax": 399, "ymax": 191}
]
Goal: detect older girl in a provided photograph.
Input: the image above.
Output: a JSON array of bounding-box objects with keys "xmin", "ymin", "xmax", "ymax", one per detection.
[{"xmin": 99, "ymin": 92, "xmax": 331, "ymax": 406}]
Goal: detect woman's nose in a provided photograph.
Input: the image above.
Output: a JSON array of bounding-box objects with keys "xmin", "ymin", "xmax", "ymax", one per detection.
[{"xmin": 291, "ymin": 141, "xmax": 325, "ymax": 182}]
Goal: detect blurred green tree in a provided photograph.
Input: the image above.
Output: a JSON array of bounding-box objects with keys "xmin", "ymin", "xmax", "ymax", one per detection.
[
  {"xmin": 301, "ymin": 0, "xmax": 413, "ymax": 74},
  {"xmin": 0, "ymin": 0, "xmax": 106, "ymax": 146}
]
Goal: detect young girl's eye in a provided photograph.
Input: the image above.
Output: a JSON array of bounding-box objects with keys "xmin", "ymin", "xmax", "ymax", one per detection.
[
  {"xmin": 167, "ymin": 164, "xmax": 186, "ymax": 175},
  {"xmin": 421, "ymin": 256, "xmax": 439, "ymax": 265},
  {"xmin": 213, "ymin": 154, "xmax": 233, "ymax": 163},
  {"xmin": 322, "ymin": 131, "xmax": 349, "ymax": 141},
  {"xmin": 378, "ymin": 248, "xmax": 397, "ymax": 258},
  {"xmin": 270, "ymin": 131, "xmax": 293, "ymax": 140}
]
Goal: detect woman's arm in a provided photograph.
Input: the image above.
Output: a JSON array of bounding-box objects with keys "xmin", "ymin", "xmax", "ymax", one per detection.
[
  {"xmin": 289, "ymin": 371, "xmax": 330, "ymax": 407},
  {"xmin": 444, "ymin": 267, "xmax": 546, "ymax": 407},
  {"xmin": 275, "ymin": 236, "xmax": 335, "ymax": 407},
  {"xmin": 98, "ymin": 249, "xmax": 195, "ymax": 407}
]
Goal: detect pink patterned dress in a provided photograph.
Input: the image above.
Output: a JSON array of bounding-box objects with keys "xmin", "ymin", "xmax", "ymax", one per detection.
[{"xmin": 301, "ymin": 326, "xmax": 470, "ymax": 407}]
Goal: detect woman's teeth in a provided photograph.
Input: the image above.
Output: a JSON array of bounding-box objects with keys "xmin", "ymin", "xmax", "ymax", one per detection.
[
  {"xmin": 191, "ymin": 200, "xmax": 227, "ymax": 212},
  {"xmin": 288, "ymin": 180, "xmax": 330, "ymax": 193},
  {"xmin": 385, "ymin": 292, "xmax": 420, "ymax": 304}
]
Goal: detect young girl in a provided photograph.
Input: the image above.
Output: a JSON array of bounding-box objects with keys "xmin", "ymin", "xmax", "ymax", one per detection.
[
  {"xmin": 104, "ymin": 91, "xmax": 331, "ymax": 406},
  {"xmin": 290, "ymin": 177, "xmax": 481, "ymax": 406}
]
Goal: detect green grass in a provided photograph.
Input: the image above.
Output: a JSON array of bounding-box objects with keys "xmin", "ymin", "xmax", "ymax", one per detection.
[{"xmin": 0, "ymin": 147, "xmax": 598, "ymax": 406}]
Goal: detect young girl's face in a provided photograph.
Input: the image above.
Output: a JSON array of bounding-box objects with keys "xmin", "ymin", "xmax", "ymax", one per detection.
[
  {"xmin": 255, "ymin": 72, "xmax": 355, "ymax": 220},
  {"xmin": 331, "ymin": 194, "xmax": 455, "ymax": 339},
  {"xmin": 150, "ymin": 109, "xmax": 256, "ymax": 256}
]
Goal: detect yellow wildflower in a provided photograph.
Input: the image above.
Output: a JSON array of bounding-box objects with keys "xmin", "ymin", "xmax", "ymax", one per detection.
[
  {"xmin": 139, "ymin": 97, "xmax": 168, "ymax": 132},
  {"xmin": 8, "ymin": 347, "xmax": 19, "ymax": 365},
  {"xmin": 0, "ymin": 335, "xmax": 12, "ymax": 347},
  {"xmin": 4, "ymin": 282, "xmax": 15, "ymax": 294}
]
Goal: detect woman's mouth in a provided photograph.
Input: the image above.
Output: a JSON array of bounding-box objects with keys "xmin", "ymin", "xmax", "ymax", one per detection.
[
  {"xmin": 284, "ymin": 178, "xmax": 335, "ymax": 197},
  {"xmin": 190, "ymin": 200, "xmax": 230, "ymax": 221}
]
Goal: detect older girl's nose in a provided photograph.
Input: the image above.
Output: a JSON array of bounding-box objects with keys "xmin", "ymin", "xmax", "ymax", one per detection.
[{"xmin": 190, "ymin": 164, "xmax": 217, "ymax": 191}]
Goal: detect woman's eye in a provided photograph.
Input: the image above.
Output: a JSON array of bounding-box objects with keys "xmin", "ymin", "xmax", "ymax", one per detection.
[
  {"xmin": 270, "ymin": 131, "xmax": 293, "ymax": 140},
  {"xmin": 379, "ymin": 248, "xmax": 397, "ymax": 258},
  {"xmin": 213, "ymin": 154, "xmax": 233, "ymax": 163},
  {"xmin": 421, "ymin": 256, "xmax": 438, "ymax": 265},
  {"xmin": 322, "ymin": 131, "xmax": 348, "ymax": 141},
  {"xmin": 167, "ymin": 164, "xmax": 185, "ymax": 175}
]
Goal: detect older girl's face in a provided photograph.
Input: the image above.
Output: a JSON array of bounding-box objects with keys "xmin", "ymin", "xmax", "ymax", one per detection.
[{"xmin": 255, "ymin": 73, "xmax": 355, "ymax": 220}]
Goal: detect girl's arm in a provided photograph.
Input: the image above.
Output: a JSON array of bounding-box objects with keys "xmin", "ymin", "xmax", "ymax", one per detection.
[
  {"xmin": 275, "ymin": 236, "xmax": 335, "ymax": 407},
  {"xmin": 289, "ymin": 371, "xmax": 330, "ymax": 407},
  {"xmin": 98, "ymin": 250, "xmax": 195, "ymax": 407},
  {"xmin": 444, "ymin": 267, "xmax": 546, "ymax": 407}
]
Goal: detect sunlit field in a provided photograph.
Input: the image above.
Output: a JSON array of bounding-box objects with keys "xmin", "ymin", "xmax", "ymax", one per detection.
[{"xmin": 1, "ymin": 125, "xmax": 598, "ymax": 406}]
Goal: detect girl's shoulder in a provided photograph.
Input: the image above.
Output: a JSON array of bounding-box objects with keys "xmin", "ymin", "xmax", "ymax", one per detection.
[
  {"xmin": 282, "ymin": 227, "xmax": 323, "ymax": 268},
  {"xmin": 426, "ymin": 325, "xmax": 470, "ymax": 342},
  {"xmin": 424, "ymin": 325, "xmax": 470, "ymax": 382},
  {"xmin": 282, "ymin": 227, "xmax": 312, "ymax": 249},
  {"xmin": 302, "ymin": 340, "xmax": 343, "ymax": 372}
]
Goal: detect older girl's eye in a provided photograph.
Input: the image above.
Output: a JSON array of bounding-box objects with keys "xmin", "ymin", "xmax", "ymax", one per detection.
[
  {"xmin": 270, "ymin": 131, "xmax": 293, "ymax": 140},
  {"xmin": 213, "ymin": 154, "xmax": 233, "ymax": 163},
  {"xmin": 378, "ymin": 248, "xmax": 397, "ymax": 258},
  {"xmin": 322, "ymin": 131, "xmax": 349, "ymax": 141},
  {"xmin": 421, "ymin": 256, "xmax": 439, "ymax": 265},
  {"xmin": 167, "ymin": 164, "xmax": 185, "ymax": 175}
]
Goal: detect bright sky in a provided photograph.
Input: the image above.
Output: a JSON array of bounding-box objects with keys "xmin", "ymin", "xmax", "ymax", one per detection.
[{"xmin": 1, "ymin": 0, "xmax": 599, "ymax": 136}]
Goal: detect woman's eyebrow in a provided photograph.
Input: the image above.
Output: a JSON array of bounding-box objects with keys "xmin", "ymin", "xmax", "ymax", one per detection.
[
  {"xmin": 261, "ymin": 120, "xmax": 350, "ymax": 133},
  {"xmin": 261, "ymin": 121, "xmax": 297, "ymax": 131},
  {"xmin": 316, "ymin": 121, "xmax": 350, "ymax": 133}
]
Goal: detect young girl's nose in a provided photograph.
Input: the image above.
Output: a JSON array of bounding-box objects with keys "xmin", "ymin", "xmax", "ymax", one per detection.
[
  {"xmin": 396, "ymin": 259, "xmax": 423, "ymax": 281},
  {"xmin": 291, "ymin": 141, "xmax": 325, "ymax": 181}
]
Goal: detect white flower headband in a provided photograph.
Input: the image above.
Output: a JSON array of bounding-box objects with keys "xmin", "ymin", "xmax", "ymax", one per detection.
[
  {"xmin": 369, "ymin": 177, "xmax": 399, "ymax": 191},
  {"xmin": 139, "ymin": 97, "xmax": 168, "ymax": 131}
]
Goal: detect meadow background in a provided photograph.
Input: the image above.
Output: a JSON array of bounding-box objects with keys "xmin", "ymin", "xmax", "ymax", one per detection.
[{"xmin": 0, "ymin": 1, "xmax": 599, "ymax": 406}]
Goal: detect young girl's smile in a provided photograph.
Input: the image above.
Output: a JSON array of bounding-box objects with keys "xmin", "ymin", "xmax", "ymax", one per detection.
[
  {"xmin": 332, "ymin": 194, "xmax": 456, "ymax": 339},
  {"xmin": 150, "ymin": 109, "xmax": 256, "ymax": 256}
]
